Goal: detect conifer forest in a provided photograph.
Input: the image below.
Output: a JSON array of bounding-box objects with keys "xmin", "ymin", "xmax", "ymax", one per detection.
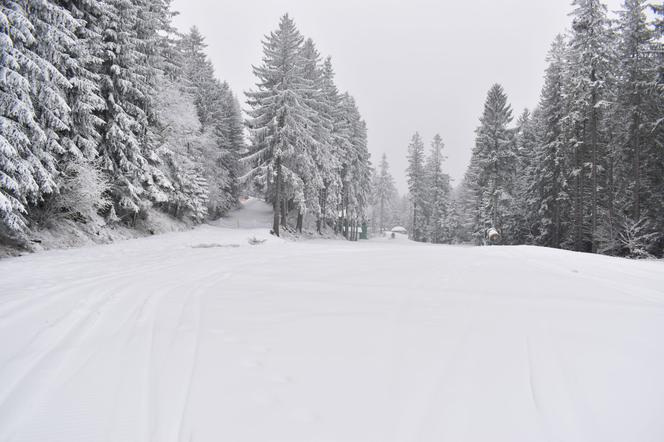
[{"xmin": 1, "ymin": 1, "xmax": 662, "ymax": 257}]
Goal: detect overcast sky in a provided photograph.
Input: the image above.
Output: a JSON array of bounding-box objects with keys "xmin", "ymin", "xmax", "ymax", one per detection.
[{"xmin": 172, "ymin": 0, "xmax": 623, "ymax": 193}]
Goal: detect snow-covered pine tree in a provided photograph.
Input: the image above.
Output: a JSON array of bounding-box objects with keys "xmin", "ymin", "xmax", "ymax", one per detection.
[
  {"xmin": 295, "ymin": 37, "xmax": 329, "ymax": 231},
  {"xmin": 27, "ymin": 1, "xmax": 85, "ymax": 163},
  {"xmin": 511, "ymin": 108, "xmax": 541, "ymax": 244},
  {"xmin": 372, "ymin": 153, "xmax": 397, "ymax": 234},
  {"xmin": 317, "ymin": 57, "xmax": 345, "ymax": 233},
  {"xmin": 153, "ymin": 79, "xmax": 209, "ymax": 222},
  {"xmin": 1, "ymin": 1, "xmax": 56, "ymax": 237},
  {"xmin": 209, "ymin": 81, "xmax": 243, "ymax": 217},
  {"xmin": 26, "ymin": 0, "xmax": 114, "ymax": 226},
  {"xmin": 406, "ymin": 132, "xmax": 427, "ymax": 241},
  {"xmin": 607, "ymin": 0, "xmax": 664, "ymax": 255},
  {"xmin": 53, "ymin": 0, "xmax": 106, "ymax": 162},
  {"xmin": 563, "ymin": 0, "xmax": 613, "ymax": 252},
  {"xmin": 530, "ymin": 35, "xmax": 570, "ymax": 249},
  {"xmin": 179, "ymin": 27, "xmax": 223, "ymax": 130},
  {"xmin": 176, "ymin": 28, "xmax": 242, "ymax": 218},
  {"xmin": 466, "ymin": 84, "xmax": 516, "ymax": 243},
  {"xmin": 441, "ymin": 196, "xmax": 462, "ymax": 244},
  {"xmin": 424, "ymin": 134, "xmax": 451, "ymax": 243},
  {"xmin": 649, "ymin": 2, "xmax": 664, "ymax": 254},
  {"xmin": 244, "ymin": 14, "xmax": 318, "ymax": 236},
  {"xmin": 338, "ymin": 93, "xmax": 371, "ymax": 240},
  {"xmin": 457, "ymin": 156, "xmax": 482, "ymax": 243},
  {"xmin": 95, "ymin": 0, "xmax": 170, "ymax": 223},
  {"xmin": 150, "ymin": 0, "xmax": 181, "ymax": 82}
]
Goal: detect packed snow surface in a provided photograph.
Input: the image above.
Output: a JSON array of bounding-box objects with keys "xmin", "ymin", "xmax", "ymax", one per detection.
[{"xmin": 1, "ymin": 199, "xmax": 663, "ymax": 442}]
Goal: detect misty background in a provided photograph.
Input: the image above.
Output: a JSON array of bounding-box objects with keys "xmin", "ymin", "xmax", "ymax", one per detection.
[{"xmin": 172, "ymin": 0, "xmax": 623, "ymax": 193}]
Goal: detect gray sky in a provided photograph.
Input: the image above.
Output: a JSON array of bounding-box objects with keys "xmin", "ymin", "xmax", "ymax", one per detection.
[{"xmin": 172, "ymin": 0, "xmax": 623, "ymax": 193}]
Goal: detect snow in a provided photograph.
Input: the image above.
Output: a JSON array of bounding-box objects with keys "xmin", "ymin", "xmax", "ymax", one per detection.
[{"xmin": 1, "ymin": 200, "xmax": 664, "ymax": 442}]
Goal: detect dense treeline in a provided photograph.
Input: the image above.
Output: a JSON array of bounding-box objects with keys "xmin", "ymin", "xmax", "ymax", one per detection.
[
  {"xmin": 368, "ymin": 153, "xmax": 413, "ymax": 236},
  {"xmin": 407, "ymin": 0, "xmax": 663, "ymax": 258},
  {"xmin": 404, "ymin": 133, "xmax": 454, "ymax": 243},
  {"xmin": 1, "ymin": 0, "xmax": 243, "ymax": 245},
  {"xmin": 244, "ymin": 15, "xmax": 372, "ymax": 238}
]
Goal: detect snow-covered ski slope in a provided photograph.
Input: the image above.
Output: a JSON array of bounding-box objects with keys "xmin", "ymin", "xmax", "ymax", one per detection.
[{"xmin": 1, "ymin": 199, "xmax": 663, "ymax": 442}]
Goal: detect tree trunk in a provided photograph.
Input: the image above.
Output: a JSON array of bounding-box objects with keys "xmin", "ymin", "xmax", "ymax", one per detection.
[
  {"xmin": 317, "ymin": 188, "xmax": 325, "ymax": 234},
  {"xmin": 296, "ymin": 212, "xmax": 303, "ymax": 233},
  {"xmin": 412, "ymin": 202, "xmax": 417, "ymax": 241},
  {"xmin": 553, "ymin": 157, "xmax": 560, "ymax": 248},
  {"xmin": 608, "ymin": 153, "xmax": 615, "ymax": 248},
  {"xmin": 272, "ymin": 157, "xmax": 282, "ymax": 236},
  {"xmin": 590, "ymin": 75, "xmax": 598, "ymax": 253},
  {"xmin": 281, "ymin": 199, "xmax": 287, "ymax": 228},
  {"xmin": 379, "ymin": 196, "xmax": 385, "ymax": 233},
  {"xmin": 633, "ymin": 111, "xmax": 641, "ymax": 221},
  {"xmin": 574, "ymin": 134, "xmax": 583, "ymax": 252}
]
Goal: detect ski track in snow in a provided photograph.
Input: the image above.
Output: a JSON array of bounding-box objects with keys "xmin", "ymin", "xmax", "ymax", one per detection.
[{"xmin": 1, "ymin": 198, "xmax": 663, "ymax": 442}]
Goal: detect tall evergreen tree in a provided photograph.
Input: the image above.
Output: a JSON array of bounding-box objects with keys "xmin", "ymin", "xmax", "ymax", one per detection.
[
  {"xmin": 338, "ymin": 93, "xmax": 371, "ymax": 240},
  {"xmin": 564, "ymin": 0, "xmax": 613, "ymax": 251},
  {"xmin": 1, "ymin": 1, "xmax": 57, "ymax": 236},
  {"xmin": 244, "ymin": 14, "xmax": 318, "ymax": 236},
  {"xmin": 177, "ymin": 28, "xmax": 243, "ymax": 217},
  {"xmin": 54, "ymin": 0, "xmax": 106, "ymax": 161},
  {"xmin": 531, "ymin": 35, "xmax": 570, "ymax": 248},
  {"xmin": 317, "ymin": 57, "xmax": 345, "ymax": 232},
  {"xmin": 603, "ymin": 0, "xmax": 664, "ymax": 255},
  {"xmin": 424, "ymin": 134, "xmax": 451, "ymax": 243},
  {"xmin": 466, "ymin": 84, "xmax": 516, "ymax": 242},
  {"xmin": 511, "ymin": 109, "xmax": 539, "ymax": 244},
  {"xmin": 96, "ymin": 0, "xmax": 170, "ymax": 222},
  {"xmin": 372, "ymin": 153, "xmax": 397, "ymax": 233},
  {"xmin": 406, "ymin": 132, "xmax": 427, "ymax": 241}
]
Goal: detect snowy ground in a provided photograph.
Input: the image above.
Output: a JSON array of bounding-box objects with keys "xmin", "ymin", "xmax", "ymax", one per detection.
[{"xmin": 1, "ymin": 199, "xmax": 663, "ymax": 442}]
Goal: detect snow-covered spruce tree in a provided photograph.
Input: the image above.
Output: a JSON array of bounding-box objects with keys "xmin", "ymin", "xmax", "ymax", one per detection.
[
  {"xmin": 464, "ymin": 84, "xmax": 516, "ymax": 243},
  {"xmin": 179, "ymin": 27, "xmax": 222, "ymax": 130},
  {"xmin": 529, "ymin": 35, "xmax": 571, "ymax": 249},
  {"xmin": 0, "ymin": 1, "xmax": 57, "ymax": 238},
  {"xmin": 53, "ymin": 0, "xmax": 108, "ymax": 162},
  {"xmin": 244, "ymin": 14, "xmax": 319, "ymax": 236},
  {"xmin": 406, "ymin": 132, "xmax": 427, "ymax": 241},
  {"xmin": 27, "ymin": 0, "xmax": 113, "ymax": 226},
  {"xmin": 212, "ymin": 83, "xmax": 244, "ymax": 216},
  {"xmin": 372, "ymin": 153, "xmax": 397, "ymax": 234},
  {"xmin": 424, "ymin": 134, "xmax": 451, "ymax": 243},
  {"xmin": 153, "ymin": 79, "xmax": 209, "ymax": 222},
  {"xmin": 316, "ymin": 56, "xmax": 346, "ymax": 233},
  {"xmin": 649, "ymin": 2, "xmax": 664, "ymax": 255},
  {"xmin": 149, "ymin": 0, "xmax": 181, "ymax": 82},
  {"xmin": 95, "ymin": 0, "xmax": 171, "ymax": 224},
  {"xmin": 511, "ymin": 108, "xmax": 541, "ymax": 245},
  {"xmin": 28, "ymin": 0, "xmax": 98, "ymax": 161},
  {"xmin": 605, "ymin": 0, "xmax": 664, "ymax": 256},
  {"xmin": 563, "ymin": 0, "xmax": 613, "ymax": 252},
  {"xmin": 295, "ymin": 38, "xmax": 329, "ymax": 232},
  {"xmin": 338, "ymin": 93, "xmax": 371, "ymax": 240},
  {"xmin": 441, "ymin": 196, "xmax": 462, "ymax": 244},
  {"xmin": 457, "ymin": 158, "xmax": 482, "ymax": 243},
  {"xmin": 177, "ymin": 28, "xmax": 243, "ymax": 218}
]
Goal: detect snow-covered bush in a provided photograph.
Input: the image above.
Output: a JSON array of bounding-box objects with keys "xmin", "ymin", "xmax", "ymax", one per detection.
[
  {"xmin": 51, "ymin": 158, "xmax": 112, "ymax": 221},
  {"xmin": 597, "ymin": 215, "xmax": 661, "ymax": 259},
  {"xmin": 616, "ymin": 217, "xmax": 661, "ymax": 259}
]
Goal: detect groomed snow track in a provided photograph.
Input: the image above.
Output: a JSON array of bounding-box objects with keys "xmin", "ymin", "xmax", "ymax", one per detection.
[{"xmin": 1, "ymin": 200, "xmax": 663, "ymax": 442}]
